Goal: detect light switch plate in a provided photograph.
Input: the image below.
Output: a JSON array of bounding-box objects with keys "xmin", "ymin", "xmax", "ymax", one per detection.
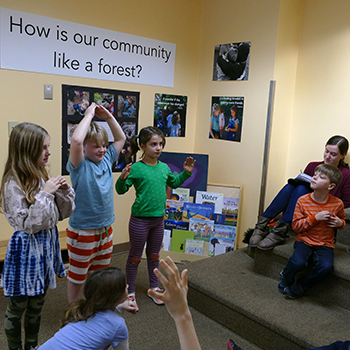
[
  {"xmin": 8, "ymin": 121, "xmax": 18, "ymax": 136},
  {"xmin": 44, "ymin": 84, "xmax": 53, "ymax": 99}
]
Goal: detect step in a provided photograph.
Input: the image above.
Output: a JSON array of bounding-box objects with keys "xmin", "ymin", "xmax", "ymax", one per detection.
[
  {"xmin": 254, "ymin": 235, "xmax": 350, "ymax": 310},
  {"xmin": 186, "ymin": 248, "xmax": 350, "ymax": 350}
]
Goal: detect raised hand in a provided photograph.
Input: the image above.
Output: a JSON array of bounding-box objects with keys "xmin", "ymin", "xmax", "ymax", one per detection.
[
  {"xmin": 120, "ymin": 163, "xmax": 132, "ymax": 181},
  {"xmin": 183, "ymin": 157, "xmax": 196, "ymax": 175}
]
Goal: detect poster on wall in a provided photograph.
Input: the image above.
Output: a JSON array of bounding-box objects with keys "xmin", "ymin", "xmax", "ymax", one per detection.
[
  {"xmin": 212, "ymin": 42, "xmax": 251, "ymax": 81},
  {"xmin": 153, "ymin": 93, "xmax": 187, "ymax": 137},
  {"xmin": 62, "ymin": 84, "xmax": 140, "ymax": 175},
  {"xmin": 0, "ymin": 8, "xmax": 176, "ymax": 87},
  {"xmin": 209, "ymin": 96, "xmax": 244, "ymax": 142}
]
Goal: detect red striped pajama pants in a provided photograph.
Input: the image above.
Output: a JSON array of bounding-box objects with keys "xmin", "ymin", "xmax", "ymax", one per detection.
[{"xmin": 66, "ymin": 225, "xmax": 113, "ymax": 284}]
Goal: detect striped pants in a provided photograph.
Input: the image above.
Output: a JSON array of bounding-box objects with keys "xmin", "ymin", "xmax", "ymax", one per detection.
[
  {"xmin": 66, "ymin": 225, "xmax": 113, "ymax": 284},
  {"xmin": 126, "ymin": 215, "xmax": 164, "ymax": 294}
]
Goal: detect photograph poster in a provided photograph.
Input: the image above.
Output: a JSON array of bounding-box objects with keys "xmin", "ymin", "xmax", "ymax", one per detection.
[
  {"xmin": 213, "ymin": 41, "xmax": 251, "ymax": 81},
  {"xmin": 62, "ymin": 84, "xmax": 140, "ymax": 175},
  {"xmin": 154, "ymin": 93, "xmax": 187, "ymax": 137},
  {"xmin": 209, "ymin": 96, "xmax": 244, "ymax": 142}
]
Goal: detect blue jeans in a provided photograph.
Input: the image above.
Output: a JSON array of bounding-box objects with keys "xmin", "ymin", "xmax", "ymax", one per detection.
[
  {"xmin": 262, "ymin": 183, "xmax": 311, "ymax": 224},
  {"xmin": 309, "ymin": 341, "xmax": 350, "ymax": 350},
  {"xmin": 282, "ymin": 241, "xmax": 334, "ymax": 290}
]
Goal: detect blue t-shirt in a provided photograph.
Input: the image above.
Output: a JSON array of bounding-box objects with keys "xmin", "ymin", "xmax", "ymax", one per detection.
[
  {"xmin": 39, "ymin": 310, "xmax": 128, "ymax": 350},
  {"xmin": 67, "ymin": 144, "xmax": 117, "ymax": 229},
  {"xmin": 210, "ymin": 115, "xmax": 220, "ymax": 132}
]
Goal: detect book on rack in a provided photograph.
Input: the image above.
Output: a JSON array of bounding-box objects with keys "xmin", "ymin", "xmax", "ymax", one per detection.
[
  {"xmin": 213, "ymin": 224, "xmax": 235, "ymax": 239},
  {"xmin": 208, "ymin": 236, "xmax": 235, "ymax": 257},
  {"xmin": 170, "ymin": 229, "xmax": 194, "ymax": 253},
  {"xmin": 212, "ymin": 213, "xmax": 235, "ymax": 226},
  {"xmin": 165, "ymin": 200, "xmax": 184, "ymax": 221},
  {"xmin": 189, "ymin": 218, "xmax": 214, "ymax": 242},
  {"xmin": 195, "ymin": 191, "xmax": 224, "ymax": 214},
  {"xmin": 171, "ymin": 188, "xmax": 191, "ymax": 202},
  {"xmin": 184, "ymin": 239, "xmax": 204, "ymax": 256},
  {"xmin": 161, "ymin": 229, "xmax": 172, "ymax": 251},
  {"xmin": 182, "ymin": 202, "xmax": 215, "ymax": 222},
  {"xmin": 164, "ymin": 220, "xmax": 189, "ymax": 231}
]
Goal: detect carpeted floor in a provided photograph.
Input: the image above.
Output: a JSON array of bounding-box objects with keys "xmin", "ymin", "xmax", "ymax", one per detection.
[{"xmin": 0, "ymin": 252, "xmax": 262, "ymax": 350}]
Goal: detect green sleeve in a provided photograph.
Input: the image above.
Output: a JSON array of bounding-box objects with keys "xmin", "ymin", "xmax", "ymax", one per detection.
[
  {"xmin": 115, "ymin": 176, "xmax": 133, "ymax": 194},
  {"xmin": 167, "ymin": 170, "xmax": 192, "ymax": 189}
]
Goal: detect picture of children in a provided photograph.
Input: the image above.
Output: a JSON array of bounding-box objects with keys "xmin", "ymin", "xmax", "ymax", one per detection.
[
  {"xmin": 210, "ymin": 96, "xmax": 244, "ymax": 142},
  {"xmin": 154, "ymin": 93, "xmax": 187, "ymax": 137},
  {"xmin": 67, "ymin": 90, "xmax": 90, "ymax": 116}
]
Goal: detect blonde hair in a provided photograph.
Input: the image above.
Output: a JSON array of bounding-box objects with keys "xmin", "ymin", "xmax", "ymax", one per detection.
[
  {"xmin": 83, "ymin": 122, "xmax": 108, "ymax": 146},
  {"xmin": 0, "ymin": 123, "xmax": 50, "ymax": 207}
]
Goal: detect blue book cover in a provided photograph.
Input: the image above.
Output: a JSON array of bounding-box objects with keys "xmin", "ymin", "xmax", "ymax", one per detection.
[
  {"xmin": 164, "ymin": 220, "xmax": 189, "ymax": 231},
  {"xmin": 182, "ymin": 202, "xmax": 215, "ymax": 222}
]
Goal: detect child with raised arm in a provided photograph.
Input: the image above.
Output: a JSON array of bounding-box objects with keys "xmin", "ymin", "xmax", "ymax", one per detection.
[
  {"xmin": 116, "ymin": 126, "xmax": 195, "ymax": 311},
  {"xmin": 0, "ymin": 122, "xmax": 75, "ymax": 350},
  {"xmin": 66, "ymin": 102, "xmax": 126, "ymax": 303},
  {"xmin": 149, "ymin": 257, "xmax": 201, "ymax": 350},
  {"xmin": 279, "ymin": 164, "xmax": 346, "ymax": 298}
]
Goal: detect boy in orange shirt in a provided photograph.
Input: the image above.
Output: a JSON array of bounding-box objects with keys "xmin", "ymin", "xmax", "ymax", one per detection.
[{"xmin": 279, "ymin": 164, "xmax": 345, "ymax": 298}]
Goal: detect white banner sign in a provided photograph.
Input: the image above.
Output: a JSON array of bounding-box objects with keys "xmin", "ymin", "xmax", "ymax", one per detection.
[{"xmin": 0, "ymin": 8, "xmax": 176, "ymax": 87}]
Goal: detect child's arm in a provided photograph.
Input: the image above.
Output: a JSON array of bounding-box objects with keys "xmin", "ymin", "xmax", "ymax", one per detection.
[
  {"xmin": 166, "ymin": 157, "xmax": 195, "ymax": 189},
  {"xmin": 70, "ymin": 103, "xmax": 96, "ymax": 167},
  {"xmin": 148, "ymin": 257, "xmax": 201, "ymax": 350},
  {"xmin": 53, "ymin": 176, "xmax": 76, "ymax": 220},
  {"xmin": 115, "ymin": 163, "xmax": 133, "ymax": 194},
  {"xmin": 3, "ymin": 178, "xmax": 64, "ymax": 234},
  {"xmin": 95, "ymin": 104, "xmax": 126, "ymax": 155},
  {"xmin": 292, "ymin": 199, "xmax": 318, "ymax": 232}
]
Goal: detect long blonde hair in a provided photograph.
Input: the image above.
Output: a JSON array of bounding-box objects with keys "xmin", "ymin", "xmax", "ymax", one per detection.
[{"xmin": 0, "ymin": 122, "xmax": 50, "ymax": 208}]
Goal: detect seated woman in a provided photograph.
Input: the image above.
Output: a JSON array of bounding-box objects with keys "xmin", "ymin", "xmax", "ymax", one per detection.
[{"xmin": 250, "ymin": 135, "xmax": 350, "ymax": 250}]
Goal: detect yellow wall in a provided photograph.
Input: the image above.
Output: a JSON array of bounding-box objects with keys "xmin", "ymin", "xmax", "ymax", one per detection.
[
  {"xmin": 195, "ymin": 0, "xmax": 281, "ymax": 246},
  {"xmin": 0, "ymin": 0, "xmax": 202, "ymax": 242},
  {"xmin": 287, "ymin": 0, "xmax": 350, "ymax": 176},
  {"xmin": 265, "ymin": 0, "xmax": 304, "ymax": 207}
]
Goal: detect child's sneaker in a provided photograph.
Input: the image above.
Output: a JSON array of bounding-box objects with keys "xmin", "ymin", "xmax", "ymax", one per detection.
[
  {"xmin": 128, "ymin": 293, "xmax": 139, "ymax": 313},
  {"xmin": 147, "ymin": 287, "xmax": 165, "ymax": 305},
  {"xmin": 284, "ymin": 285, "xmax": 304, "ymax": 299}
]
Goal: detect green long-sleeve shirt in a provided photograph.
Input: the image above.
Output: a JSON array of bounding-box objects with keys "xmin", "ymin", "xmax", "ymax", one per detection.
[{"xmin": 116, "ymin": 160, "xmax": 192, "ymax": 217}]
